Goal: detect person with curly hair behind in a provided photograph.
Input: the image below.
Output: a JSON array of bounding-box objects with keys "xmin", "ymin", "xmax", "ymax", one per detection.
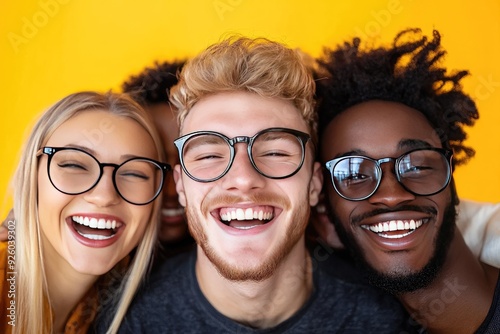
[
  {"xmin": 316, "ymin": 28, "xmax": 500, "ymax": 333},
  {"xmin": 121, "ymin": 60, "xmax": 196, "ymax": 258}
]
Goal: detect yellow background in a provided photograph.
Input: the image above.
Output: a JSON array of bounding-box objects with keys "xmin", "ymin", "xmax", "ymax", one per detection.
[{"xmin": 1, "ymin": 0, "xmax": 500, "ymax": 218}]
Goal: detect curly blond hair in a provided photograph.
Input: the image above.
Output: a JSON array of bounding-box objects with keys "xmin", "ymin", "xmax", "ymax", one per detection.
[{"xmin": 169, "ymin": 36, "xmax": 317, "ymax": 144}]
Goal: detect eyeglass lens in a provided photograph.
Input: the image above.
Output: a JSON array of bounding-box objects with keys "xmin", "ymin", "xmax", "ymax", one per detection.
[
  {"xmin": 181, "ymin": 130, "xmax": 305, "ymax": 181},
  {"xmin": 48, "ymin": 149, "xmax": 164, "ymax": 205},
  {"xmin": 331, "ymin": 149, "xmax": 450, "ymax": 200}
]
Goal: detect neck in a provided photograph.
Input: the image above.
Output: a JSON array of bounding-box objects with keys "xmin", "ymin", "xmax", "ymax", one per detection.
[
  {"xmin": 43, "ymin": 250, "xmax": 98, "ymax": 332},
  {"xmin": 397, "ymin": 228, "xmax": 498, "ymax": 334},
  {"xmin": 195, "ymin": 240, "xmax": 313, "ymax": 329}
]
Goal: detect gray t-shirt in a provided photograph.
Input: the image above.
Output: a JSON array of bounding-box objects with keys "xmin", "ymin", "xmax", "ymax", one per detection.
[
  {"xmin": 98, "ymin": 248, "xmax": 418, "ymax": 333},
  {"xmin": 472, "ymin": 272, "xmax": 500, "ymax": 334}
]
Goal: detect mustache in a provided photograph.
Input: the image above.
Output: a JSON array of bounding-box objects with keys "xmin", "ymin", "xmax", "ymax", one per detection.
[
  {"xmin": 201, "ymin": 193, "xmax": 291, "ymax": 212},
  {"xmin": 351, "ymin": 205, "xmax": 438, "ymax": 225}
]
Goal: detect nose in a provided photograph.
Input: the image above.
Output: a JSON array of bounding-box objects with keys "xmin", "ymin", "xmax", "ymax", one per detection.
[
  {"xmin": 83, "ymin": 167, "xmax": 121, "ymax": 207},
  {"xmin": 368, "ymin": 164, "xmax": 415, "ymax": 207},
  {"xmin": 220, "ymin": 145, "xmax": 266, "ymax": 192}
]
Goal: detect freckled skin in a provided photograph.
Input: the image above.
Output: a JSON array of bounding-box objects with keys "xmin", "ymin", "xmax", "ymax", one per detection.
[{"xmin": 174, "ymin": 91, "xmax": 322, "ymax": 281}]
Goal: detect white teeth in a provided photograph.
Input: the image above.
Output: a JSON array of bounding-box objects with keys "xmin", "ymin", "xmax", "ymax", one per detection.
[
  {"xmin": 389, "ymin": 220, "xmax": 397, "ymax": 231},
  {"xmin": 72, "ymin": 216, "xmax": 117, "ymax": 230},
  {"xmin": 377, "ymin": 230, "xmax": 415, "ymax": 239},
  {"xmin": 362, "ymin": 219, "xmax": 426, "ymax": 237},
  {"xmin": 236, "ymin": 208, "xmax": 245, "ymax": 220},
  {"xmin": 245, "ymin": 208, "xmax": 253, "ymax": 219},
  {"xmin": 410, "ymin": 220, "xmax": 416, "ymax": 229},
  {"xmin": 161, "ymin": 208, "xmax": 185, "ymax": 217},
  {"xmin": 397, "ymin": 220, "xmax": 404, "ymax": 230},
  {"xmin": 220, "ymin": 208, "xmax": 274, "ymax": 222},
  {"xmin": 97, "ymin": 219, "xmax": 106, "ymax": 229},
  {"xmin": 233, "ymin": 225, "xmax": 259, "ymax": 230},
  {"xmin": 76, "ymin": 231, "xmax": 113, "ymax": 240}
]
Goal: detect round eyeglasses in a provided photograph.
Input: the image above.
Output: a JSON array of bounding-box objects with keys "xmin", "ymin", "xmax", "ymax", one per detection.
[
  {"xmin": 325, "ymin": 148, "xmax": 453, "ymax": 201},
  {"xmin": 174, "ymin": 127, "xmax": 311, "ymax": 182},
  {"xmin": 40, "ymin": 147, "xmax": 171, "ymax": 205}
]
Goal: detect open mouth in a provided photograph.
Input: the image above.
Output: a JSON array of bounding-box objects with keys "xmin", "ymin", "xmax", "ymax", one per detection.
[
  {"xmin": 162, "ymin": 207, "xmax": 185, "ymax": 217},
  {"xmin": 218, "ymin": 206, "xmax": 275, "ymax": 230},
  {"xmin": 71, "ymin": 216, "xmax": 123, "ymax": 240},
  {"xmin": 361, "ymin": 219, "xmax": 428, "ymax": 239}
]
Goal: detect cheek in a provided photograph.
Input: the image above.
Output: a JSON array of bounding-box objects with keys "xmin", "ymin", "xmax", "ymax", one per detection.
[
  {"xmin": 433, "ymin": 190, "xmax": 453, "ymax": 221},
  {"xmin": 37, "ymin": 167, "xmax": 71, "ymax": 241},
  {"xmin": 123, "ymin": 206, "xmax": 155, "ymax": 250},
  {"xmin": 132, "ymin": 205, "xmax": 154, "ymax": 230},
  {"xmin": 326, "ymin": 187, "xmax": 357, "ymax": 226}
]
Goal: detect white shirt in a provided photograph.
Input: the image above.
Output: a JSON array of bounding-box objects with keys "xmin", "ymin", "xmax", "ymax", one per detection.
[{"xmin": 458, "ymin": 199, "xmax": 500, "ymax": 267}]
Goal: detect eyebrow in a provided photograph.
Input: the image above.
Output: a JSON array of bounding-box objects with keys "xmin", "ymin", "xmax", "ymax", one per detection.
[
  {"xmin": 397, "ymin": 139, "xmax": 434, "ymax": 150},
  {"xmin": 61, "ymin": 144, "xmax": 144, "ymax": 161},
  {"xmin": 332, "ymin": 139, "xmax": 435, "ymax": 159}
]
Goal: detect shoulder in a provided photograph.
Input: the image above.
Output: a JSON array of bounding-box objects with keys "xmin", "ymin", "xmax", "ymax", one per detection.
[
  {"xmin": 124, "ymin": 249, "xmax": 196, "ymax": 311},
  {"xmin": 117, "ymin": 249, "xmax": 245, "ymax": 332},
  {"xmin": 305, "ymin": 250, "xmax": 420, "ymax": 333},
  {"xmin": 148, "ymin": 248, "xmax": 194, "ymax": 284},
  {"xmin": 96, "ymin": 250, "xmax": 199, "ymax": 332},
  {"xmin": 475, "ymin": 273, "xmax": 500, "ymax": 333},
  {"xmin": 457, "ymin": 200, "xmax": 500, "ymax": 267}
]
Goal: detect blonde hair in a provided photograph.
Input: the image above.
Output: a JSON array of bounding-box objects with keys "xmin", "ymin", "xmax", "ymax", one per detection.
[
  {"xmin": 13, "ymin": 91, "xmax": 163, "ymax": 333},
  {"xmin": 169, "ymin": 36, "xmax": 318, "ymax": 144}
]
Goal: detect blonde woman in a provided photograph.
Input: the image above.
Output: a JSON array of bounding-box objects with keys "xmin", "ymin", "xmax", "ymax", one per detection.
[{"xmin": 0, "ymin": 91, "xmax": 168, "ymax": 333}]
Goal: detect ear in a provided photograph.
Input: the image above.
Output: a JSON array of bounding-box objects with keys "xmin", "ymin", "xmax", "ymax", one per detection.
[
  {"xmin": 309, "ymin": 161, "xmax": 323, "ymax": 207},
  {"xmin": 173, "ymin": 164, "xmax": 187, "ymax": 207}
]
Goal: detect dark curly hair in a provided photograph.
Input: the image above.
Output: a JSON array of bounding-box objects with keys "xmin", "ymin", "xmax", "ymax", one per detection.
[
  {"xmin": 122, "ymin": 60, "xmax": 186, "ymax": 106},
  {"xmin": 315, "ymin": 28, "xmax": 479, "ymax": 166}
]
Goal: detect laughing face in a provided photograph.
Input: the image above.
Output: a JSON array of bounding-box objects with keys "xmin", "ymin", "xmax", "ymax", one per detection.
[
  {"xmin": 37, "ymin": 110, "xmax": 157, "ymax": 276},
  {"xmin": 320, "ymin": 100, "xmax": 456, "ymax": 292},
  {"xmin": 174, "ymin": 91, "xmax": 322, "ymax": 281}
]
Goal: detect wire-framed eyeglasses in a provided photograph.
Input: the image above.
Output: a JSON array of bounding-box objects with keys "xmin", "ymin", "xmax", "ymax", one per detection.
[
  {"xmin": 325, "ymin": 148, "xmax": 453, "ymax": 201},
  {"xmin": 174, "ymin": 127, "xmax": 311, "ymax": 182},
  {"xmin": 39, "ymin": 147, "xmax": 171, "ymax": 205}
]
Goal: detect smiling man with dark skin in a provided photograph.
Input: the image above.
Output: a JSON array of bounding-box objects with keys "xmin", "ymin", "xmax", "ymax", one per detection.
[{"xmin": 316, "ymin": 28, "xmax": 500, "ymax": 333}]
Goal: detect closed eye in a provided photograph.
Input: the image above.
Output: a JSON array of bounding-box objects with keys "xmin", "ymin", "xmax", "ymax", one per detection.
[{"xmin": 57, "ymin": 162, "xmax": 88, "ymax": 171}]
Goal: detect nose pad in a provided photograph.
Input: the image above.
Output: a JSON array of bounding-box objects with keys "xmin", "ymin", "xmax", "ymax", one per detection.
[
  {"xmin": 220, "ymin": 146, "xmax": 265, "ymax": 190},
  {"xmin": 368, "ymin": 163, "xmax": 415, "ymax": 206},
  {"xmin": 83, "ymin": 169, "xmax": 121, "ymax": 206}
]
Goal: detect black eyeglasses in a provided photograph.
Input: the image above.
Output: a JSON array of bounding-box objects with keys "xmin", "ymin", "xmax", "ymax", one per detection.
[
  {"xmin": 174, "ymin": 127, "xmax": 311, "ymax": 182},
  {"xmin": 325, "ymin": 148, "xmax": 453, "ymax": 201},
  {"xmin": 40, "ymin": 147, "xmax": 171, "ymax": 205}
]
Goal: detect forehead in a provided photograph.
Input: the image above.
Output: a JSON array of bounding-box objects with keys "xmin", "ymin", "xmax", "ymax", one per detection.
[
  {"xmin": 45, "ymin": 110, "xmax": 157, "ymax": 160},
  {"xmin": 147, "ymin": 103, "xmax": 178, "ymax": 140},
  {"xmin": 320, "ymin": 100, "xmax": 442, "ymax": 159},
  {"xmin": 181, "ymin": 91, "xmax": 309, "ymax": 137}
]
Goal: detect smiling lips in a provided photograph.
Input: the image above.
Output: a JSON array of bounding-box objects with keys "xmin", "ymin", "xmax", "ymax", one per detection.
[
  {"xmin": 219, "ymin": 206, "xmax": 274, "ymax": 230},
  {"xmin": 71, "ymin": 216, "xmax": 123, "ymax": 240},
  {"xmin": 361, "ymin": 219, "xmax": 428, "ymax": 239}
]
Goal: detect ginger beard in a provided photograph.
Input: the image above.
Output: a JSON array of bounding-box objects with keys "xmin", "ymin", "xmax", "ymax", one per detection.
[{"xmin": 185, "ymin": 192, "xmax": 311, "ymax": 282}]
